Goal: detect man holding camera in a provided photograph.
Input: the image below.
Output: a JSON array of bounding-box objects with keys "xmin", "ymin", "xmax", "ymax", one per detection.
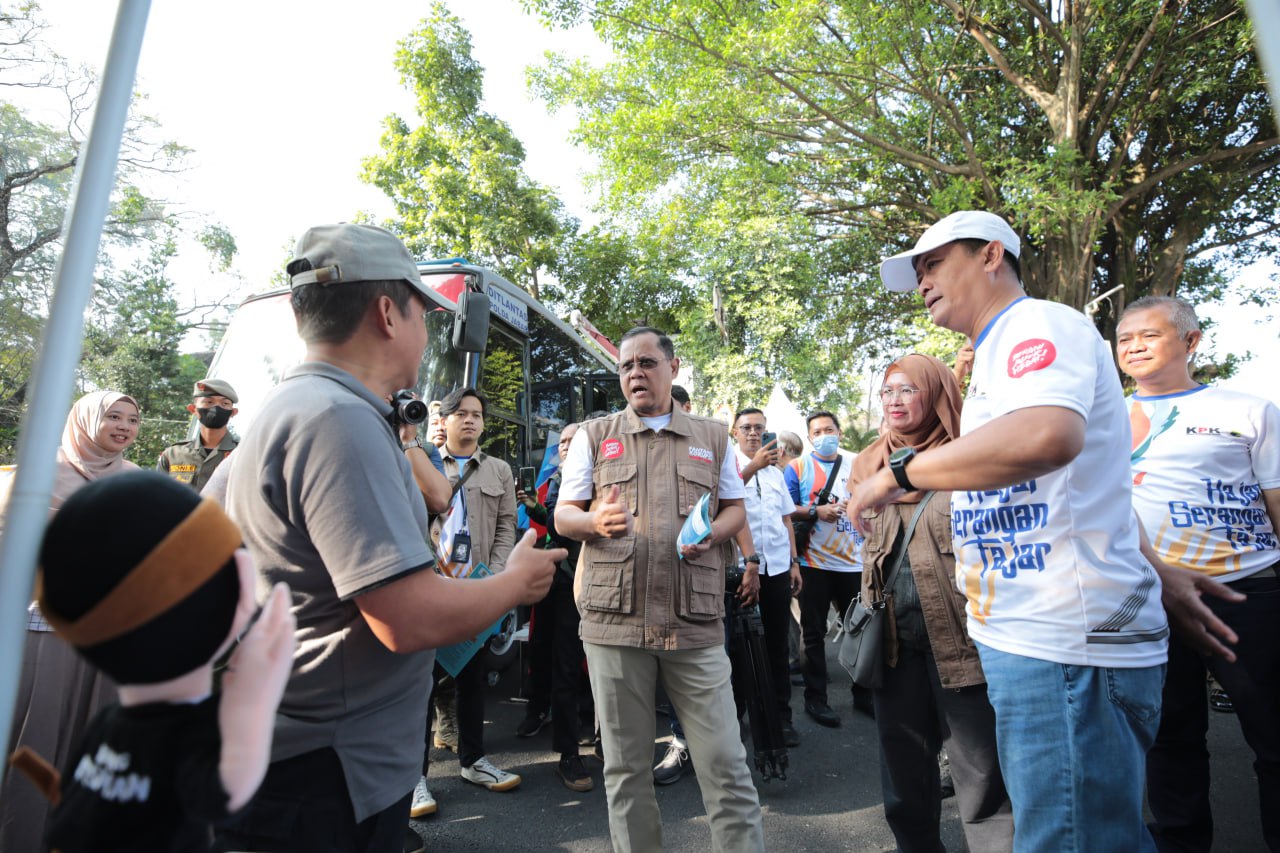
[
  {"xmin": 785, "ymin": 411, "xmax": 866, "ymax": 727},
  {"xmin": 418, "ymin": 387, "xmax": 521, "ymax": 808},
  {"xmin": 218, "ymin": 224, "xmax": 559, "ymax": 853},
  {"xmin": 157, "ymin": 378, "xmax": 239, "ymax": 491},
  {"xmin": 732, "ymin": 408, "xmax": 802, "ymax": 747}
]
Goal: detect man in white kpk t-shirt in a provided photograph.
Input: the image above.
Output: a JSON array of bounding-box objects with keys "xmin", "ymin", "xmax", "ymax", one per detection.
[
  {"xmin": 848, "ymin": 210, "xmax": 1234, "ymax": 852},
  {"xmin": 1118, "ymin": 294, "xmax": 1280, "ymax": 851}
]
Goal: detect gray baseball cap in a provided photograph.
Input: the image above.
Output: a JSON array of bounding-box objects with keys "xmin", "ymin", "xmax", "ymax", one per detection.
[
  {"xmin": 287, "ymin": 223, "xmax": 428, "ymax": 300},
  {"xmin": 193, "ymin": 378, "xmax": 238, "ymax": 404},
  {"xmin": 879, "ymin": 211, "xmax": 1021, "ymax": 293}
]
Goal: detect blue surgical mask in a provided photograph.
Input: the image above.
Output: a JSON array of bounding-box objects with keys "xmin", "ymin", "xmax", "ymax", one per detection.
[{"xmin": 812, "ymin": 434, "xmax": 840, "ymax": 457}]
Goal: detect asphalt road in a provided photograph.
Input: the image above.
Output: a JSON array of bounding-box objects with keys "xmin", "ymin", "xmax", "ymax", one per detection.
[{"xmin": 409, "ymin": 640, "xmax": 1264, "ymax": 852}]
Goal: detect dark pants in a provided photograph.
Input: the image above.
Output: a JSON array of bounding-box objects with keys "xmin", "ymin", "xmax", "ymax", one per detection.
[
  {"xmin": 1147, "ymin": 568, "xmax": 1280, "ymax": 852},
  {"xmin": 799, "ymin": 565, "xmax": 860, "ymax": 704},
  {"xmin": 213, "ymin": 748, "xmax": 411, "ymax": 853},
  {"xmin": 757, "ymin": 570, "xmax": 795, "ymax": 722},
  {"xmin": 874, "ymin": 644, "xmax": 1013, "ymax": 853},
  {"xmin": 424, "ymin": 655, "xmax": 486, "ymax": 771},
  {"xmin": 526, "ymin": 572, "xmax": 588, "ymax": 758}
]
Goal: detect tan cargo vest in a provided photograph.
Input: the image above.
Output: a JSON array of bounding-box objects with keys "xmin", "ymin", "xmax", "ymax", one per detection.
[{"xmin": 575, "ymin": 405, "xmax": 732, "ymax": 650}]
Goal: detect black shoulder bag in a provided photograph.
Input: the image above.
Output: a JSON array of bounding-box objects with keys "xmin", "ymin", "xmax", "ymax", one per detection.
[{"xmin": 837, "ymin": 490, "xmax": 936, "ymax": 689}]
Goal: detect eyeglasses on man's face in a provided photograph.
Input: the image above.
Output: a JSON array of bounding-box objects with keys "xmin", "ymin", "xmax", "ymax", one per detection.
[
  {"xmin": 735, "ymin": 424, "xmax": 766, "ymax": 434},
  {"xmin": 879, "ymin": 386, "xmax": 920, "ymax": 403},
  {"xmin": 616, "ymin": 357, "xmax": 667, "ymax": 374}
]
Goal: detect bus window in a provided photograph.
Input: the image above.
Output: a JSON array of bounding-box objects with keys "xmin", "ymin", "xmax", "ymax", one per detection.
[{"xmin": 586, "ymin": 374, "xmax": 626, "ymax": 417}]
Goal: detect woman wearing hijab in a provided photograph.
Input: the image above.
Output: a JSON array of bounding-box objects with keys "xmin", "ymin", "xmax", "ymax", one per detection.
[
  {"xmin": 0, "ymin": 390, "xmax": 141, "ymax": 853},
  {"xmin": 847, "ymin": 354, "xmax": 1013, "ymax": 853}
]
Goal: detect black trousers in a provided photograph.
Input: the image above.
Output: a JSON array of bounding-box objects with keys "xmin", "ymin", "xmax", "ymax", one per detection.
[
  {"xmin": 799, "ymin": 565, "xmax": 860, "ymax": 705},
  {"xmin": 213, "ymin": 748, "xmax": 411, "ymax": 853},
  {"xmin": 424, "ymin": 654, "xmax": 487, "ymax": 771},
  {"xmin": 757, "ymin": 570, "xmax": 795, "ymax": 722},
  {"xmin": 1146, "ymin": 569, "xmax": 1280, "ymax": 852},
  {"xmin": 873, "ymin": 644, "xmax": 1013, "ymax": 853},
  {"xmin": 525, "ymin": 571, "xmax": 588, "ymax": 758}
]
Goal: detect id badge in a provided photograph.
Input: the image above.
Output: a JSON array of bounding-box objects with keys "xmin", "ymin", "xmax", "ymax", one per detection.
[{"xmin": 450, "ymin": 533, "xmax": 472, "ymax": 564}]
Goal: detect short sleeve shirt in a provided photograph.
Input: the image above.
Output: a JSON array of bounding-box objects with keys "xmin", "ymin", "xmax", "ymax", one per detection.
[
  {"xmin": 954, "ymin": 297, "xmax": 1168, "ymax": 668},
  {"xmin": 225, "ymin": 362, "xmax": 434, "ymax": 822},
  {"xmin": 560, "ymin": 413, "xmax": 745, "ymax": 502},
  {"xmin": 735, "ymin": 446, "xmax": 798, "ymax": 576},
  {"xmin": 784, "ymin": 450, "xmax": 865, "ymax": 572},
  {"xmin": 1128, "ymin": 384, "xmax": 1280, "ymax": 580}
]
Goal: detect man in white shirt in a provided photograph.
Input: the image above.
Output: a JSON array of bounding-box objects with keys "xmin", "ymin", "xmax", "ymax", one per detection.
[
  {"xmin": 732, "ymin": 407, "xmax": 802, "ymax": 748},
  {"xmin": 1118, "ymin": 294, "xmax": 1278, "ymax": 851},
  {"xmin": 850, "ymin": 210, "xmax": 1237, "ymax": 851}
]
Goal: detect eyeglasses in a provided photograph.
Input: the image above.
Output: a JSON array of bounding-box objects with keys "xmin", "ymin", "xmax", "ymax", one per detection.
[
  {"xmin": 879, "ymin": 386, "xmax": 920, "ymax": 403},
  {"xmin": 736, "ymin": 424, "xmax": 766, "ymax": 434},
  {"xmin": 616, "ymin": 357, "xmax": 667, "ymax": 374}
]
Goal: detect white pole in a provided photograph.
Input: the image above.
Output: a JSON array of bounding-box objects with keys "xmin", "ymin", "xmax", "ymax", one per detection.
[{"xmin": 0, "ymin": 0, "xmax": 152, "ymax": 750}]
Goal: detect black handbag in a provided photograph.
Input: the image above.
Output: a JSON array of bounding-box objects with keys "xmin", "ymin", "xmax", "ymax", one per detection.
[
  {"xmin": 838, "ymin": 491, "xmax": 935, "ymax": 689},
  {"xmin": 793, "ymin": 454, "xmax": 843, "ymax": 555}
]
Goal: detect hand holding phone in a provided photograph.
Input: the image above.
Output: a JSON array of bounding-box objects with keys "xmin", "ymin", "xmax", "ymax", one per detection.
[{"xmin": 519, "ymin": 466, "xmax": 537, "ymax": 496}]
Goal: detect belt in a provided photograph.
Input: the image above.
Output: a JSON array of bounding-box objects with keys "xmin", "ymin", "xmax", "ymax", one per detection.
[{"xmin": 1226, "ymin": 562, "xmax": 1279, "ymax": 584}]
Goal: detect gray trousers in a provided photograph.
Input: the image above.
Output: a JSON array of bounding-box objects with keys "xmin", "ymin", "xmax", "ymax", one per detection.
[
  {"xmin": 873, "ymin": 643, "xmax": 1014, "ymax": 853},
  {"xmin": 584, "ymin": 641, "xmax": 764, "ymax": 853}
]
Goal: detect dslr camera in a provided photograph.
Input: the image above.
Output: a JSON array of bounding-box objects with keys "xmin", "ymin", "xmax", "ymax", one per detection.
[{"xmin": 388, "ymin": 390, "xmax": 429, "ymax": 427}]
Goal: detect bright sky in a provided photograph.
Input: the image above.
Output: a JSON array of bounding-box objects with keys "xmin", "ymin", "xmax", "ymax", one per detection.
[{"xmin": 24, "ymin": 1, "xmax": 1280, "ymax": 404}]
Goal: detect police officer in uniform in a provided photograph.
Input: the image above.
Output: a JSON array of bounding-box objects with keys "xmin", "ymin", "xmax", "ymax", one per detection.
[{"xmin": 157, "ymin": 378, "xmax": 239, "ymax": 491}]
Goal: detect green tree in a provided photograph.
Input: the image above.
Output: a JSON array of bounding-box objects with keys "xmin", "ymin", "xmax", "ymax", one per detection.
[
  {"xmin": 363, "ymin": 2, "xmax": 577, "ymax": 299},
  {"xmin": 525, "ymin": 0, "xmax": 1279, "ymax": 340},
  {"xmin": 0, "ymin": 4, "xmax": 238, "ymax": 463}
]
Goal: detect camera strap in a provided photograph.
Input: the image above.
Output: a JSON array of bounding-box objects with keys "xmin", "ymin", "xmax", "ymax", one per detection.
[
  {"xmin": 451, "ymin": 461, "xmax": 478, "ymax": 499},
  {"xmin": 813, "ymin": 453, "xmax": 843, "ymax": 506}
]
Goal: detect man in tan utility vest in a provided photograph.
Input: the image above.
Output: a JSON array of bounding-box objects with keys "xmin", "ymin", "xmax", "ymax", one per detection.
[
  {"xmin": 556, "ymin": 326, "xmax": 764, "ymax": 852},
  {"xmin": 157, "ymin": 378, "xmax": 239, "ymax": 491}
]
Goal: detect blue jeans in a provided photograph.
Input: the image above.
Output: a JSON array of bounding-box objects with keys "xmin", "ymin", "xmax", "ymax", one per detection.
[{"xmin": 976, "ymin": 642, "xmax": 1165, "ymax": 853}]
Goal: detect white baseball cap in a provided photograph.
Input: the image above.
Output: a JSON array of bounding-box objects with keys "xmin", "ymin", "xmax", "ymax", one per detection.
[{"xmin": 879, "ymin": 210, "xmax": 1021, "ymax": 293}]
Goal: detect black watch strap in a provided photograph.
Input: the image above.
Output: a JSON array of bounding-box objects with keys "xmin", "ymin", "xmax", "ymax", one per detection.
[{"xmin": 890, "ymin": 448, "xmax": 917, "ymax": 491}]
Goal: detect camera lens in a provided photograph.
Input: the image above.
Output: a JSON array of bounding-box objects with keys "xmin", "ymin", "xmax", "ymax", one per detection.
[{"xmin": 402, "ymin": 399, "xmax": 428, "ymax": 424}]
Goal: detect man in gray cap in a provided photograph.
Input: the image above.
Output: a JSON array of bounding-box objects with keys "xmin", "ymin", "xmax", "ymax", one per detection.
[
  {"xmin": 216, "ymin": 223, "xmax": 560, "ymax": 853},
  {"xmin": 157, "ymin": 378, "xmax": 240, "ymax": 491},
  {"xmin": 848, "ymin": 210, "xmax": 1240, "ymax": 851}
]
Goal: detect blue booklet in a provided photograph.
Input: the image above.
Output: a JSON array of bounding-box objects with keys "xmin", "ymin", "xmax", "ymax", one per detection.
[
  {"xmin": 677, "ymin": 491, "xmax": 713, "ymax": 557},
  {"xmin": 434, "ymin": 562, "xmax": 503, "ymax": 677}
]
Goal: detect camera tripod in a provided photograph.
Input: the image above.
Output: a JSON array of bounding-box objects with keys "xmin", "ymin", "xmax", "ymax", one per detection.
[{"xmin": 726, "ymin": 571, "xmax": 788, "ymax": 781}]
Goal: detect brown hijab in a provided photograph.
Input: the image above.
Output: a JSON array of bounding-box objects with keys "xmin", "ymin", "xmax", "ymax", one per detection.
[{"xmin": 849, "ymin": 353, "xmax": 962, "ymax": 503}]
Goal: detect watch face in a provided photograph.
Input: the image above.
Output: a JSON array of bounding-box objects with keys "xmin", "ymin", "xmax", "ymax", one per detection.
[{"xmin": 889, "ymin": 447, "xmax": 914, "ymax": 464}]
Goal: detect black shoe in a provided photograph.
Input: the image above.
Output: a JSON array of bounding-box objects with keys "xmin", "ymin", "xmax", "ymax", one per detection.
[
  {"xmin": 781, "ymin": 721, "xmax": 801, "ymax": 747},
  {"xmin": 516, "ymin": 710, "xmax": 551, "ymax": 737},
  {"xmin": 556, "ymin": 754, "xmax": 594, "ymax": 792},
  {"xmin": 592, "ymin": 737, "xmax": 604, "ymax": 762},
  {"xmin": 791, "ymin": 672, "xmax": 805, "ymax": 686},
  {"xmin": 805, "ymin": 701, "xmax": 841, "ymax": 728},
  {"xmin": 653, "ymin": 739, "xmax": 690, "ymax": 785},
  {"xmin": 1209, "ymin": 688, "xmax": 1235, "ymax": 713},
  {"xmin": 404, "ymin": 827, "xmax": 426, "ymax": 853}
]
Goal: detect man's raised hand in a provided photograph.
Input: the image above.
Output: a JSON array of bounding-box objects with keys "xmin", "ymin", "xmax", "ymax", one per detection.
[{"xmin": 593, "ymin": 484, "xmax": 634, "ymax": 539}]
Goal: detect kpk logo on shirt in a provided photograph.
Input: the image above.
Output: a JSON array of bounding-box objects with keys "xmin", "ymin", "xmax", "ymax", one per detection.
[
  {"xmin": 688, "ymin": 445, "xmax": 714, "ymax": 464},
  {"xmin": 1008, "ymin": 338, "xmax": 1057, "ymax": 378}
]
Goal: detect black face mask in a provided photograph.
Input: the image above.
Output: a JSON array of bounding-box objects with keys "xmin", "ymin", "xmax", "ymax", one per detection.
[{"xmin": 197, "ymin": 406, "xmax": 232, "ymax": 430}]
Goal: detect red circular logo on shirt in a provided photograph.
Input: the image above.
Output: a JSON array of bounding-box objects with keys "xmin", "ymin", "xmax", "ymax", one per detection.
[
  {"xmin": 601, "ymin": 438, "xmax": 624, "ymax": 460},
  {"xmin": 1008, "ymin": 339, "xmax": 1057, "ymax": 378}
]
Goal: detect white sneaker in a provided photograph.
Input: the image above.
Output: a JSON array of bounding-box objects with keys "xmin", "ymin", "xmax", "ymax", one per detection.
[
  {"xmin": 460, "ymin": 756, "xmax": 521, "ymax": 791},
  {"xmin": 409, "ymin": 775, "xmax": 437, "ymax": 817}
]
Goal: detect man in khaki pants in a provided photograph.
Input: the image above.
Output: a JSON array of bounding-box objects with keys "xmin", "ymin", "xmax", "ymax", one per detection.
[{"xmin": 557, "ymin": 326, "xmax": 764, "ymax": 852}]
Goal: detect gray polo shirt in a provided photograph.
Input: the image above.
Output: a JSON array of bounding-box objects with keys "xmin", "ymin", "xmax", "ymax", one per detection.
[{"xmin": 226, "ymin": 362, "xmax": 434, "ymax": 822}]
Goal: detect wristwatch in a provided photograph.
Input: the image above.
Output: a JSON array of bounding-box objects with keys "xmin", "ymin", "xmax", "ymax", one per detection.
[
  {"xmin": 402, "ymin": 438, "xmax": 423, "ymax": 451},
  {"xmin": 744, "ymin": 554, "xmax": 761, "ymax": 565},
  {"xmin": 889, "ymin": 446, "xmax": 917, "ymax": 491},
  {"xmin": 789, "ymin": 556, "xmax": 801, "ymax": 565},
  {"xmin": 808, "ymin": 505, "xmax": 818, "ymax": 521}
]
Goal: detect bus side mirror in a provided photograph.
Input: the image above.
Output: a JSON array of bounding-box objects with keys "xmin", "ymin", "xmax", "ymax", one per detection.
[{"xmin": 452, "ymin": 288, "xmax": 490, "ymax": 352}]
